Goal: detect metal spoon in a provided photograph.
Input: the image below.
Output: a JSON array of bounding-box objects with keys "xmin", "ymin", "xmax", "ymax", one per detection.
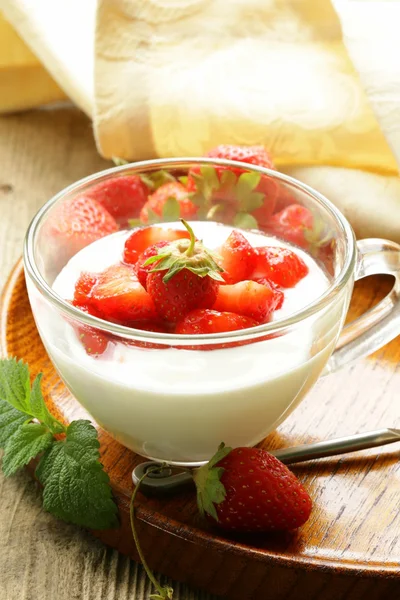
[{"xmin": 132, "ymin": 429, "xmax": 400, "ymax": 495}]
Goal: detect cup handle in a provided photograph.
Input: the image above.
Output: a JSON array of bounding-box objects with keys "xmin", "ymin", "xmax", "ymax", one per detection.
[{"xmin": 325, "ymin": 238, "xmax": 400, "ymax": 374}]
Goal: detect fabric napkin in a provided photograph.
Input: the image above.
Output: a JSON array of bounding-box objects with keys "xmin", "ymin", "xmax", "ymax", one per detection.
[{"xmin": 1, "ymin": 0, "xmax": 400, "ymax": 241}]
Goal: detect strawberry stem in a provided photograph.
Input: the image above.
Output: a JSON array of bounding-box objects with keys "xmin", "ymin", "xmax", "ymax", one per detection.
[
  {"xmin": 129, "ymin": 467, "xmax": 174, "ymax": 599},
  {"xmin": 181, "ymin": 219, "xmax": 196, "ymax": 257}
]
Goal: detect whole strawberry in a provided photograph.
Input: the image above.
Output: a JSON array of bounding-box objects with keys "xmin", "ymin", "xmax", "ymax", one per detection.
[
  {"xmin": 194, "ymin": 443, "xmax": 312, "ymax": 532},
  {"xmin": 145, "ymin": 219, "xmax": 224, "ymax": 322},
  {"xmin": 140, "ymin": 181, "xmax": 198, "ymax": 224},
  {"xmin": 85, "ymin": 175, "xmax": 149, "ymax": 225},
  {"xmin": 188, "ymin": 145, "xmax": 278, "ymax": 225}
]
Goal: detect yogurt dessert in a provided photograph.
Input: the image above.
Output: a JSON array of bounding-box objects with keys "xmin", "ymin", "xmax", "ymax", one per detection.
[
  {"xmin": 25, "ymin": 147, "xmax": 352, "ymax": 464},
  {"xmin": 34, "ymin": 217, "xmax": 342, "ymax": 465}
]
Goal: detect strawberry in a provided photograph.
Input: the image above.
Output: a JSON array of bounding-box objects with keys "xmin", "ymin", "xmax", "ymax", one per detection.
[
  {"xmin": 123, "ymin": 226, "xmax": 190, "ymax": 265},
  {"xmin": 85, "ymin": 175, "xmax": 149, "ymax": 225},
  {"xmin": 254, "ymin": 277, "xmax": 284, "ymax": 310},
  {"xmin": 262, "ymin": 204, "xmax": 314, "ymax": 248},
  {"xmin": 251, "ymin": 246, "xmax": 309, "ymax": 288},
  {"xmin": 274, "ymin": 185, "xmax": 297, "ymax": 213},
  {"xmin": 117, "ymin": 320, "xmax": 172, "ymax": 350},
  {"xmin": 188, "ymin": 145, "xmax": 277, "ymax": 225},
  {"xmin": 91, "ymin": 264, "xmax": 158, "ymax": 323},
  {"xmin": 47, "ymin": 196, "xmax": 118, "ymax": 260},
  {"xmin": 140, "ymin": 181, "xmax": 198, "ymax": 224},
  {"xmin": 194, "ymin": 443, "xmax": 312, "ymax": 532},
  {"xmin": 71, "ymin": 305, "xmax": 110, "ymax": 357},
  {"xmin": 135, "ymin": 241, "xmax": 169, "ymax": 288},
  {"xmin": 146, "ymin": 220, "xmax": 224, "ymax": 322},
  {"xmin": 213, "ymin": 280, "xmax": 281, "ymax": 322},
  {"xmin": 217, "ymin": 231, "xmax": 257, "ymax": 284},
  {"xmin": 73, "ymin": 272, "xmax": 98, "ymax": 307},
  {"xmin": 176, "ymin": 309, "xmax": 257, "ymax": 334}
]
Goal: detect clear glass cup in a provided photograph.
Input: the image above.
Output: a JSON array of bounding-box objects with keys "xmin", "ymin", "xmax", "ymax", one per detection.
[{"xmin": 23, "ymin": 159, "xmax": 400, "ymax": 465}]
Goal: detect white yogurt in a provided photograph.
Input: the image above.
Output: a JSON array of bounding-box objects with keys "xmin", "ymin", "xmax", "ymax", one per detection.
[{"xmin": 29, "ymin": 222, "xmax": 349, "ymax": 464}]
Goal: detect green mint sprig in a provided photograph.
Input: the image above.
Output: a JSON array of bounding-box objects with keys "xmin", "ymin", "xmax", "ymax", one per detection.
[{"xmin": 0, "ymin": 358, "xmax": 118, "ymax": 530}]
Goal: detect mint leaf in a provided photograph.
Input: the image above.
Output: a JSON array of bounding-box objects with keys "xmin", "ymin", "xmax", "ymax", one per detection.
[
  {"xmin": 0, "ymin": 358, "xmax": 31, "ymax": 413},
  {"xmin": 2, "ymin": 422, "xmax": 53, "ymax": 477},
  {"xmin": 30, "ymin": 374, "xmax": 65, "ymax": 434},
  {"xmin": 234, "ymin": 212, "xmax": 258, "ymax": 230},
  {"xmin": 0, "ymin": 399, "xmax": 27, "ymax": 448},
  {"xmin": 162, "ymin": 197, "xmax": 181, "ymax": 221},
  {"xmin": 0, "ymin": 359, "xmax": 65, "ymax": 435},
  {"xmin": 36, "ymin": 420, "xmax": 118, "ymax": 530}
]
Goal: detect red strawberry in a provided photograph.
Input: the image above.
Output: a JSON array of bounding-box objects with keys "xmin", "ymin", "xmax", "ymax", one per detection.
[
  {"xmin": 217, "ymin": 231, "xmax": 257, "ymax": 284},
  {"xmin": 274, "ymin": 185, "xmax": 298, "ymax": 213},
  {"xmin": 254, "ymin": 277, "xmax": 284, "ymax": 310},
  {"xmin": 213, "ymin": 280, "xmax": 280, "ymax": 322},
  {"xmin": 91, "ymin": 264, "xmax": 158, "ymax": 323},
  {"xmin": 71, "ymin": 304, "xmax": 110, "ymax": 357},
  {"xmin": 47, "ymin": 196, "xmax": 118, "ymax": 260},
  {"xmin": 251, "ymin": 246, "xmax": 309, "ymax": 288},
  {"xmin": 146, "ymin": 220, "xmax": 224, "ymax": 322},
  {"xmin": 188, "ymin": 145, "xmax": 277, "ymax": 224},
  {"xmin": 176, "ymin": 309, "xmax": 257, "ymax": 334},
  {"xmin": 148, "ymin": 269, "xmax": 219, "ymax": 323},
  {"xmin": 123, "ymin": 226, "xmax": 190, "ymax": 265},
  {"xmin": 85, "ymin": 175, "xmax": 149, "ymax": 225},
  {"xmin": 194, "ymin": 443, "xmax": 312, "ymax": 532},
  {"xmin": 135, "ymin": 241, "xmax": 169, "ymax": 288},
  {"xmin": 73, "ymin": 272, "xmax": 98, "ymax": 307},
  {"xmin": 263, "ymin": 204, "xmax": 314, "ymax": 248},
  {"xmin": 117, "ymin": 320, "xmax": 172, "ymax": 350},
  {"xmin": 140, "ymin": 182, "xmax": 197, "ymax": 224}
]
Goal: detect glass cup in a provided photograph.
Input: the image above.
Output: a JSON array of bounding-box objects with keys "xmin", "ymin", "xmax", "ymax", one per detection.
[{"xmin": 23, "ymin": 159, "xmax": 400, "ymax": 466}]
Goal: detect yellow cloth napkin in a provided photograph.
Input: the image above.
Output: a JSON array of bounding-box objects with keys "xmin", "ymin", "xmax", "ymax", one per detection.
[{"xmin": 1, "ymin": 0, "xmax": 400, "ymax": 241}]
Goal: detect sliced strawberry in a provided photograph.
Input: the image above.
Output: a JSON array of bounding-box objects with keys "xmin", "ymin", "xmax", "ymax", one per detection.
[
  {"xmin": 123, "ymin": 226, "xmax": 190, "ymax": 265},
  {"xmin": 70, "ymin": 304, "xmax": 110, "ymax": 357},
  {"xmin": 117, "ymin": 320, "xmax": 172, "ymax": 350},
  {"xmin": 176, "ymin": 309, "xmax": 256, "ymax": 334},
  {"xmin": 254, "ymin": 277, "xmax": 284, "ymax": 310},
  {"xmin": 74, "ymin": 325, "xmax": 110, "ymax": 357},
  {"xmin": 262, "ymin": 204, "xmax": 314, "ymax": 248},
  {"xmin": 251, "ymin": 246, "xmax": 309, "ymax": 288},
  {"xmin": 213, "ymin": 280, "xmax": 280, "ymax": 322},
  {"xmin": 73, "ymin": 272, "xmax": 98, "ymax": 307},
  {"xmin": 134, "ymin": 241, "xmax": 169, "ymax": 288},
  {"xmin": 217, "ymin": 231, "xmax": 257, "ymax": 284},
  {"xmin": 85, "ymin": 175, "xmax": 149, "ymax": 225},
  {"xmin": 140, "ymin": 182, "xmax": 198, "ymax": 224},
  {"xmin": 91, "ymin": 264, "xmax": 158, "ymax": 323},
  {"xmin": 47, "ymin": 196, "xmax": 118, "ymax": 260}
]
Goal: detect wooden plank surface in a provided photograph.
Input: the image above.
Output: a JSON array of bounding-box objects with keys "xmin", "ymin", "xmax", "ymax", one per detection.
[{"xmin": 0, "ymin": 107, "xmax": 216, "ymax": 600}]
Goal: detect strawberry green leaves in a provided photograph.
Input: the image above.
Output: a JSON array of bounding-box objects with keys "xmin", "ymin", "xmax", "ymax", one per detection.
[
  {"xmin": 145, "ymin": 219, "xmax": 224, "ymax": 283},
  {"xmin": 0, "ymin": 358, "xmax": 118, "ymax": 530},
  {"xmin": 36, "ymin": 420, "xmax": 118, "ymax": 530},
  {"xmin": 193, "ymin": 442, "xmax": 232, "ymax": 520}
]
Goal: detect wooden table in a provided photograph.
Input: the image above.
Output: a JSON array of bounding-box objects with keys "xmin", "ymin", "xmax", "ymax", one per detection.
[{"xmin": 0, "ymin": 107, "xmax": 217, "ymax": 600}]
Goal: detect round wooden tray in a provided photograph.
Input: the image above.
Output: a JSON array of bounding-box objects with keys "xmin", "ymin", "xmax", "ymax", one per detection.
[{"xmin": 2, "ymin": 260, "xmax": 400, "ymax": 599}]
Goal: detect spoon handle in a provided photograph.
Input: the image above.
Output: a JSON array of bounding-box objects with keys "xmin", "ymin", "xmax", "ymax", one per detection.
[
  {"xmin": 273, "ymin": 428, "xmax": 400, "ymax": 464},
  {"xmin": 132, "ymin": 428, "xmax": 400, "ymax": 493}
]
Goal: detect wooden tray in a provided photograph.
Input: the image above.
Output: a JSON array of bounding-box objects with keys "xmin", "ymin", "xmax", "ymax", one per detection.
[{"xmin": 2, "ymin": 260, "xmax": 400, "ymax": 600}]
